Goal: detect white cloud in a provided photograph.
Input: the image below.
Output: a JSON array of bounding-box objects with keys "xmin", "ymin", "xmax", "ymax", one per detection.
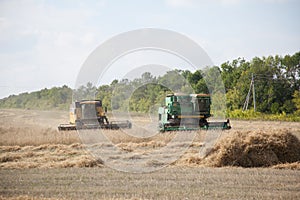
[
  {"xmin": 0, "ymin": 0, "xmax": 106, "ymax": 98},
  {"xmin": 80, "ymin": 33, "xmax": 96, "ymax": 46},
  {"xmin": 165, "ymin": 0, "xmax": 292, "ymax": 7},
  {"xmin": 262, "ymin": 0, "xmax": 292, "ymax": 3},
  {"xmin": 165, "ymin": 0, "xmax": 196, "ymax": 7},
  {"xmin": 165, "ymin": 0, "xmax": 242, "ymax": 7},
  {"xmin": 0, "ymin": 0, "xmax": 298, "ymax": 98},
  {"xmin": 220, "ymin": 0, "xmax": 241, "ymax": 4}
]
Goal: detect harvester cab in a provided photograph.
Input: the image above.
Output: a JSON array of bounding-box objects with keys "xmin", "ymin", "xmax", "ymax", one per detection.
[
  {"xmin": 58, "ymin": 100, "xmax": 131, "ymax": 131},
  {"xmin": 71, "ymin": 100, "xmax": 109, "ymax": 129},
  {"xmin": 158, "ymin": 93, "xmax": 231, "ymax": 131}
]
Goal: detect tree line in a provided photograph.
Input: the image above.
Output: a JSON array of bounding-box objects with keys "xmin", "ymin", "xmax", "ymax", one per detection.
[
  {"xmin": 1, "ymin": 52, "xmax": 299, "ymax": 117},
  {"xmin": 0, "ymin": 85, "xmax": 72, "ymax": 110}
]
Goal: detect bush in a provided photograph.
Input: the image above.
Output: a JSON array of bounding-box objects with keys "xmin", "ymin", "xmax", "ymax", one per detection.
[{"xmin": 227, "ymin": 109, "xmax": 300, "ymax": 122}]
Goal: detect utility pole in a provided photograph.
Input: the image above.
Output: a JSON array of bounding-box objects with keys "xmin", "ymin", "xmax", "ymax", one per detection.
[
  {"xmin": 252, "ymin": 73, "xmax": 256, "ymax": 112},
  {"xmin": 243, "ymin": 73, "xmax": 256, "ymax": 112}
]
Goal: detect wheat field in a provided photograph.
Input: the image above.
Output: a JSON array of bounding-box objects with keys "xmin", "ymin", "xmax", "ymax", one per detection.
[{"xmin": 1, "ymin": 109, "xmax": 300, "ymax": 199}]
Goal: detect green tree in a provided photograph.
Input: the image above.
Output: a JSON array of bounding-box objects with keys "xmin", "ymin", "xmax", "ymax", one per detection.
[{"xmin": 292, "ymin": 91, "xmax": 300, "ymax": 114}]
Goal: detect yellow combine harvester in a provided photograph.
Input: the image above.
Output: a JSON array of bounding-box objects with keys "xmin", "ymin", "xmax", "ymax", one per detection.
[{"xmin": 58, "ymin": 100, "xmax": 132, "ymax": 131}]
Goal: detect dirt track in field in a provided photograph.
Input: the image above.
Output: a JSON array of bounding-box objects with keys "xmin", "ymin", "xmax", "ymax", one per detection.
[{"xmin": 1, "ymin": 109, "xmax": 300, "ymax": 199}]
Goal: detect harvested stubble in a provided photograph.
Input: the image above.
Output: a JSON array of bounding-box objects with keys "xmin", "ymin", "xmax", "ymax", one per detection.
[
  {"xmin": 203, "ymin": 129, "xmax": 300, "ymax": 168},
  {"xmin": 0, "ymin": 196, "xmax": 144, "ymax": 200},
  {"xmin": 271, "ymin": 161, "xmax": 300, "ymax": 170},
  {"xmin": 0, "ymin": 196, "xmax": 63, "ymax": 200},
  {"xmin": 1, "ymin": 127, "xmax": 300, "ymax": 169},
  {"xmin": 0, "ymin": 143, "xmax": 103, "ymax": 169},
  {"xmin": 0, "ymin": 126, "xmax": 80, "ymax": 146}
]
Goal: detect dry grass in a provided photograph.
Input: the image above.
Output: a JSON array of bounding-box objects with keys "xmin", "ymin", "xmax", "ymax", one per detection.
[
  {"xmin": 0, "ymin": 143, "xmax": 103, "ymax": 169},
  {"xmin": 2, "ymin": 129, "xmax": 299, "ymax": 169},
  {"xmin": 272, "ymin": 162, "xmax": 300, "ymax": 170},
  {"xmin": 202, "ymin": 129, "xmax": 300, "ymax": 167},
  {"xmin": 0, "ymin": 196, "xmax": 144, "ymax": 200},
  {"xmin": 0, "ymin": 126, "xmax": 80, "ymax": 146},
  {"xmin": 0, "ymin": 109, "xmax": 80, "ymax": 146},
  {"xmin": 0, "ymin": 196, "xmax": 64, "ymax": 200},
  {"xmin": 1, "ymin": 109, "xmax": 300, "ymax": 199},
  {"xmin": 1, "ymin": 167, "xmax": 299, "ymax": 200},
  {"xmin": 1, "ymin": 109, "xmax": 300, "ymax": 170},
  {"xmin": 172, "ymin": 128, "xmax": 300, "ymax": 169}
]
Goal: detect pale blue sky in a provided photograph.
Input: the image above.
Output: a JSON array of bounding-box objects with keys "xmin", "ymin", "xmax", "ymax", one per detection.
[{"xmin": 0, "ymin": 0, "xmax": 299, "ymax": 98}]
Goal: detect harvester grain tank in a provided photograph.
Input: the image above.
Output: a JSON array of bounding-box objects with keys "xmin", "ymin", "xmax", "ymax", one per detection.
[
  {"xmin": 58, "ymin": 100, "xmax": 131, "ymax": 131},
  {"xmin": 158, "ymin": 93, "xmax": 231, "ymax": 131}
]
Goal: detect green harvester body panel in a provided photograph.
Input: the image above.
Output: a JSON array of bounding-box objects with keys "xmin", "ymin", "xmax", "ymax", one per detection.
[{"xmin": 158, "ymin": 93, "xmax": 231, "ymax": 131}]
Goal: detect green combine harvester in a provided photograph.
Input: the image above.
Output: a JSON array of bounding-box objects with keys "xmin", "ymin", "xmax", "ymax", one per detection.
[{"xmin": 158, "ymin": 93, "xmax": 231, "ymax": 131}]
